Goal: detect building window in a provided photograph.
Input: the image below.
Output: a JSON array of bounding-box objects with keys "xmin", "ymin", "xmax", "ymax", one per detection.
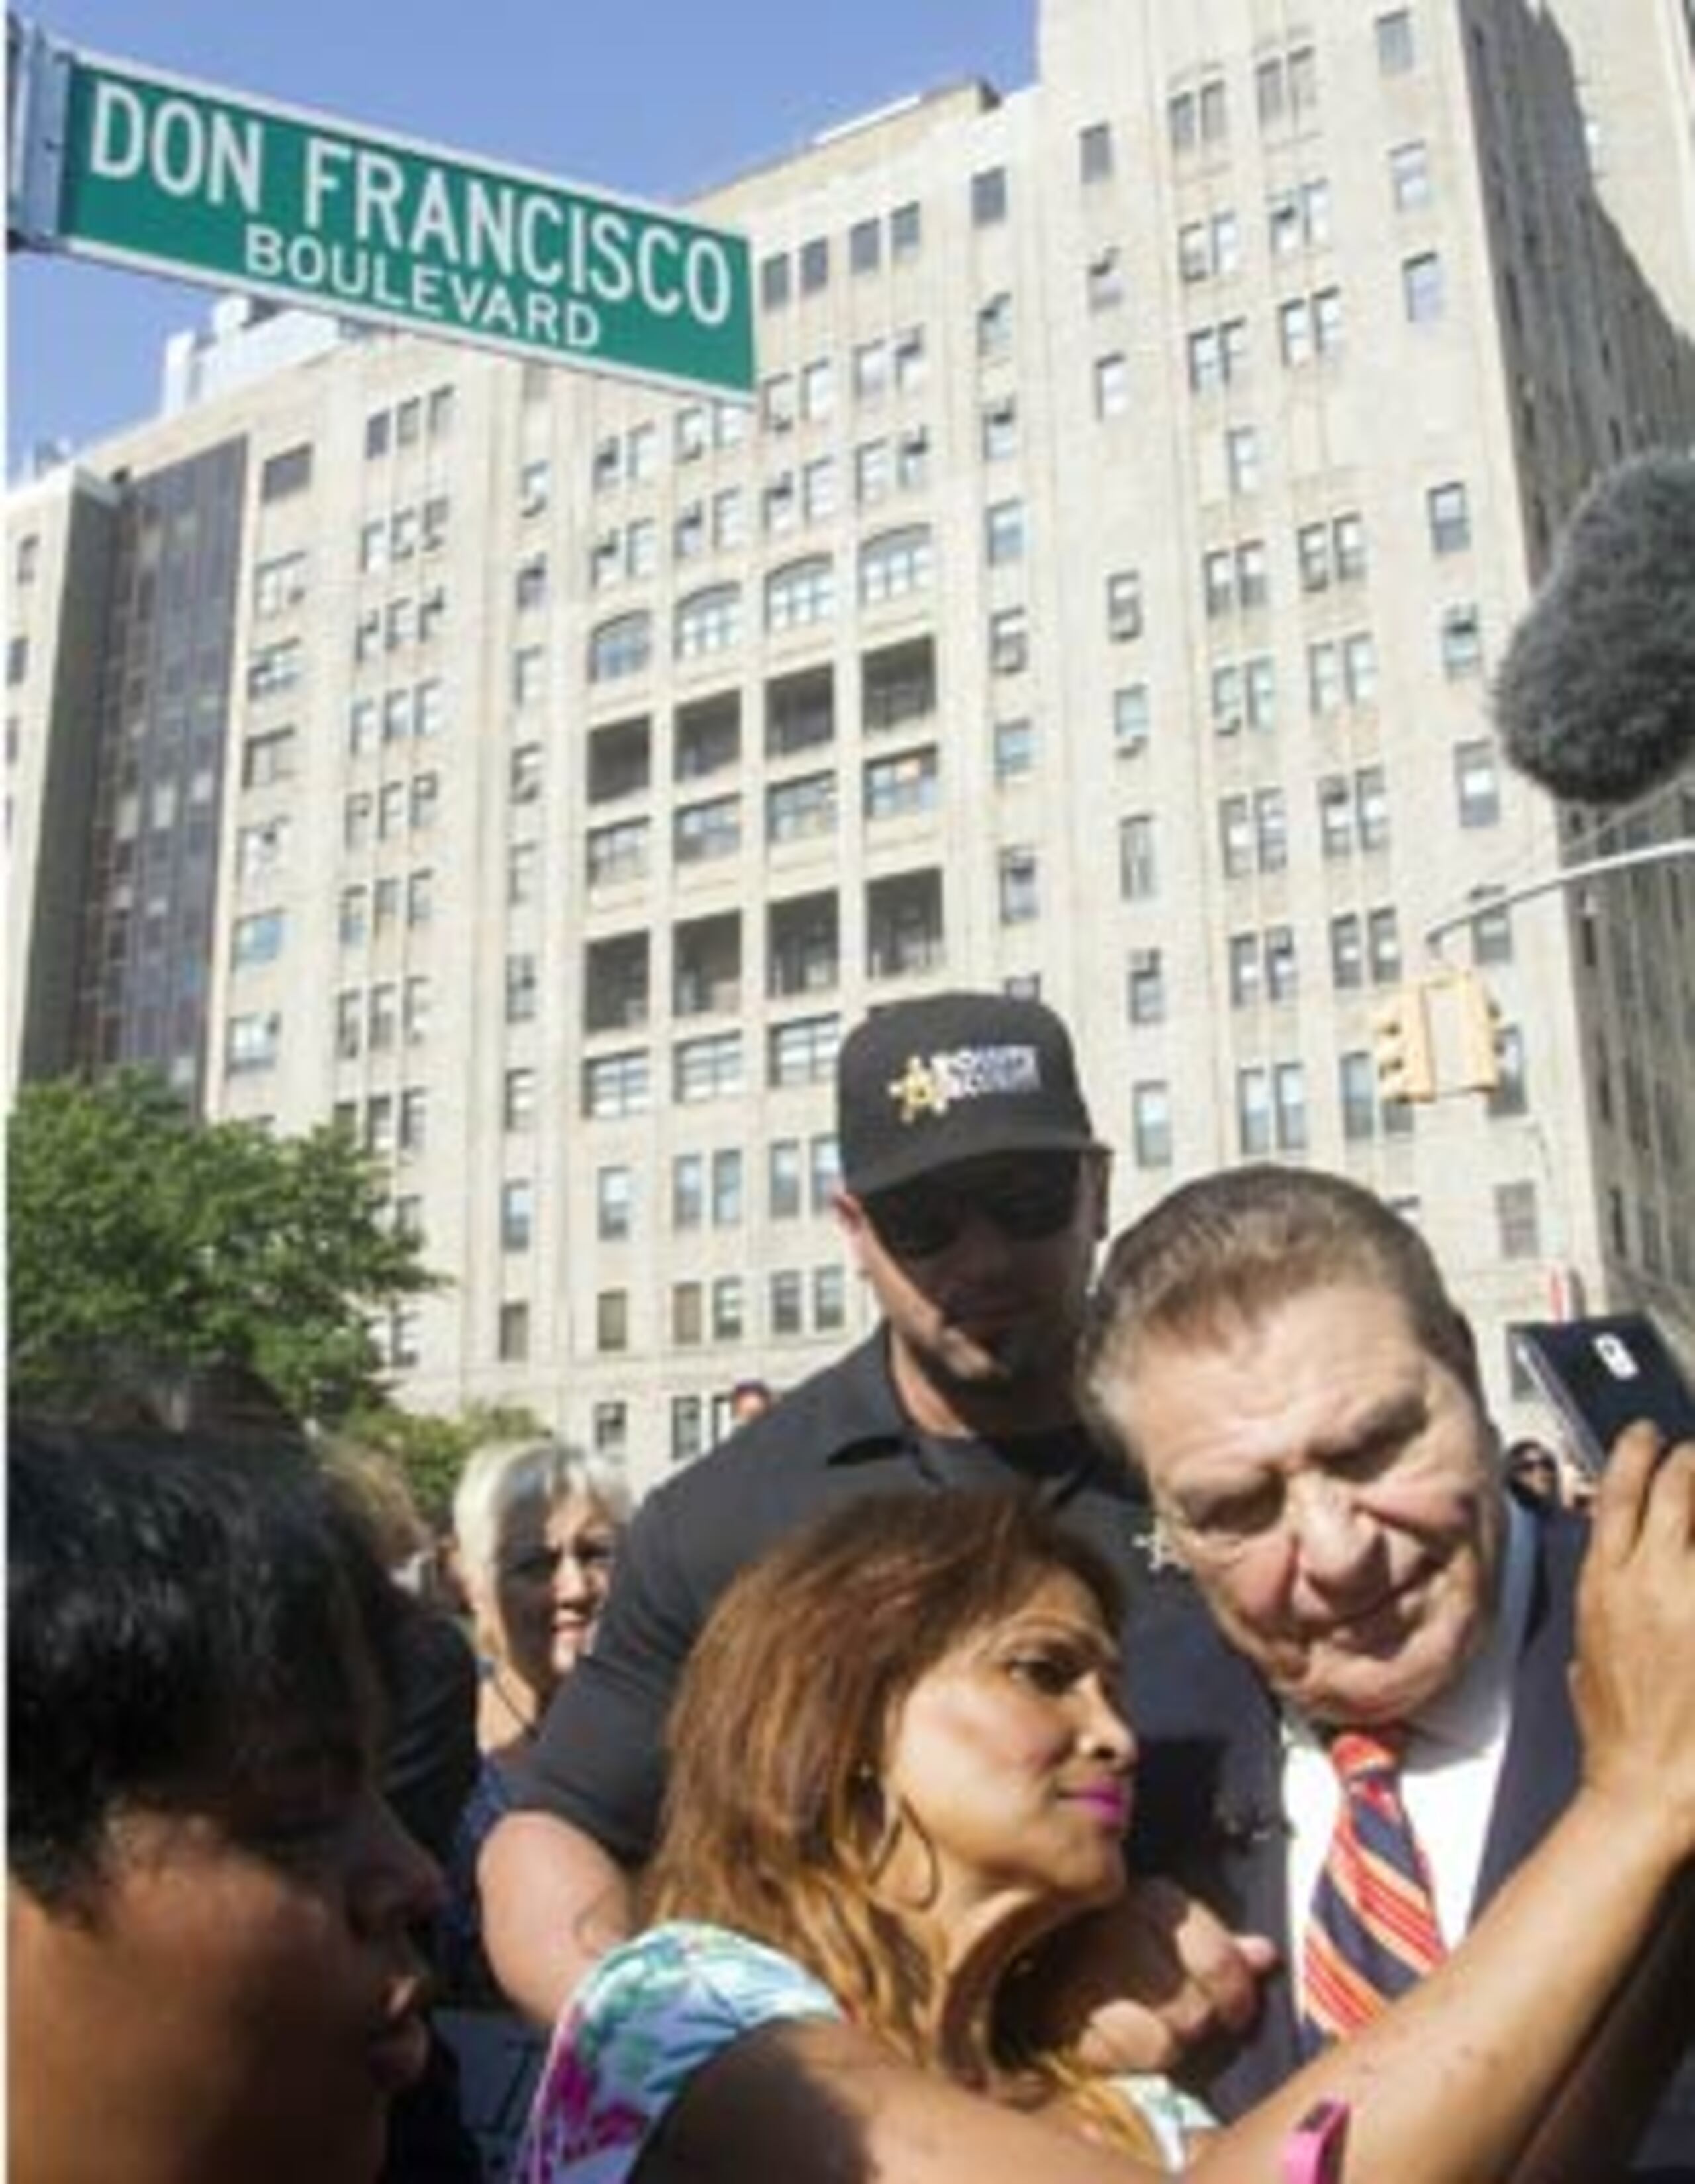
[
  {"xmin": 1376, "ymin": 9, "xmax": 1416, "ymax": 74},
  {"xmin": 989, "ymin": 607, "xmax": 1028, "ymax": 674},
  {"xmin": 1455, "ymin": 740, "xmax": 1501, "ymax": 827},
  {"xmin": 260, "ymin": 445, "xmax": 312, "ymax": 501},
  {"xmin": 767, "ymin": 771, "xmax": 836, "ymax": 844},
  {"xmin": 998, "ymin": 846, "xmax": 1040, "ymax": 925},
  {"xmin": 849, "ymin": 216, "xmax": 881, "ymax": 275},
  {"xmin": 503, "ymin": 1067, "xmax": 536, "ymax": 1132},
  {"xmin": 1127, "ymin": 948, "xmax": 1165, "ymax": 1026},
  {"xmin": 977, "ymin": 291, "xmax": 1013, "ymax": 359},
  {"xmin": 981, "ymin": 397, "xmax": 1018, "ymax": 462},
  {"xmin": 711, "ymin": 1276, "xmax": 745, "ymax": 1344},
  {"xmin": 1488, "ymin": 1026, "xmax": 1529, "ymax": 1118},
  {"xmin": 766, "ymin": 556, "xmax": 836, "ymax": 631},
  {"xmin": 501, "ymin": 1179, "xmax": 534, "ymax": 1252},
  {"xmin": 812, "ymin": 1264, "xmax": 846, "ymax": 1334},
  {"xmin": 1106, "ymin": 570, "xmax": 1143, "ymax": 641},
  {"xmin": 1495, "ymin": 1181, "xmax": 1541, "ymax": 1260},
  {"xmin": 710, "ymin": 1148, "xmax": 744, "ymax": 1229},
  {"xmin": 865, "ymin": 747, "xmax": 940, "ymax": 821},
  {"xmin": 596, "ymin": 1291, "xmax": 629, "ymax": 1353},
  {"xmin": 674, "ymin": 1031, "xmax": 744, "ymax": 1103},
  {"xmin": 1428, "ymin": 479, "xmax": 1471, "ymax": 554},
  {"xmin": 674, "ymin": 795, "xmax": 741, "ymax": 866},
  {"xmin": 1180, "ymin": 211, "xmax": 1241, "ymax": 283},
  {"xmin": 985, "ymin": 500, "xmax": 1025, "ymax": 566},
  {"xmin": 510, "ymin": 744, "xmax": 544, "ymax": 805},
  {"xmin": 1119, "ymin": 813, "xmax": 1157, "ymax": 901},
  {"xmin": 769, "ymin": 1015, "xmax": 840, "ymax": 1088},
  {"xmin": 241, "ymin": 726, "xmax": 297, "ymax": 789},
  {"xmin": 810, "ymin": 1134, "xmax": 840, "ymax": 1210},
  {"xmin": 583, "ymin": 1050, "xmax": 650, "ymax": 1118},
  {"xmin": 859, "ymin": 527, "xmax": 932, "ymax": 605},
  {"xmin": 799, "ymin": 236, "xmax": 829, "ymax": 294},
  {"xmin": 671, "ymin": 1283, "xmax": 704, "ymax": 1347},
  {"xmin": 1086, "ymin": 247, "xmax": 1125, "ymax": 313},
  {"xmin": 587, "ymin": 817, "xmax": 649, "ymax": 886},
  {"xmin": 597, "ymin": 1166, "xmax": 632, "ymax": 1241},
  {"xmin": 589, "ymin": 612, "xmax": 652, "ymax": 683},
  {"xmin": 1226, "ymin": 425, "xmax": 1260, "ymax": 495},
  {"xmin": 1093, "ymin": 352, "xmax": 1130, "ymax": 419},
  {"xmin": 675, "ymin": 583, "xmax": 742, "ymax": 659},
  {"xmin": 1403, "ymin": 252, "xmax": 1444, "ymax": 323},
  {"xmin": 226, "ymin": 1011, "xmax": 281, "ymax": 1075},
  {"xmin": 232, "ymin": 911, "xmax": 285, "ymax": 969},
  {"xmin": 1131, "ymin": 1081, "xmax": 1172, "ymax": 1169},
  {"xmin": 1338, "ymin": 1052, "xmax": 1376, "ymax": 1141},
  {"xmin": 769, "ymin": 1271, "xmax": 804, "ymax": 1338},
  {"xmin": 1228, "ymin": 932, "xmax": 1263, "ymax": 1009},
  {"xmin": 991, "ymin": 717, "xmax": 1034, "ymax": 784},
  {"xmin": 1441, "ymin": 603, "xmax": 1484, "ymax": 677},
  {"xmin": 768, "ymin": 1140, "xmax": 802, "ymax": 1220},
  {"xmin": 1114, "ymin": 683, "xmax": 1151, "ymax": 756},
  {"xmin": 971, "ymin": 166, "xmax": 1008, "ymax": 226},
  {"xmin": 1390, "ymin": 139, "xmax": 1431, "ymax": 209},
  {"xmin": 890, "ymin": 201, "xmax": 922, "ymax": 260},
  {"xmin": 1079, "ymin": 121, "xmax": 1114, "ymax": 182},
  {"xmin": 1267, "ymin": 180, "xmax": 1330, "ymax": 256}
]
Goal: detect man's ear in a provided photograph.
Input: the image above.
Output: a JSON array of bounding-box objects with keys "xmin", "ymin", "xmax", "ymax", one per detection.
[{"xmin": 833, "ymin": 1191, "xmax": 873, "ymax": 1272}]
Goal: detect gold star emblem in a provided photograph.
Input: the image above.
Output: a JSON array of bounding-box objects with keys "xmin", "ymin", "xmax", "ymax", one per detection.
[{"xmin": 888, "ymin": 1054, "xmax": 946, "ymax": 1124}]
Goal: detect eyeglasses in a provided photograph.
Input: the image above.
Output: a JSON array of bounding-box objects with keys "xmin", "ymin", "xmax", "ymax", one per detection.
[
  {"xmin": 500, "ymin": 1537, "xmax": 616, "ymax": 1585},
  {"xmin": 861, "ymin": 1158, "xmax": 1083, "ymax": 1260}
]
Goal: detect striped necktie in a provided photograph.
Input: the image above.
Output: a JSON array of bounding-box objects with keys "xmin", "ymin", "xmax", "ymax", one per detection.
[{"xmin": 1299, "ymin": 1728, "xmax": 1446, "ymax": 2055}]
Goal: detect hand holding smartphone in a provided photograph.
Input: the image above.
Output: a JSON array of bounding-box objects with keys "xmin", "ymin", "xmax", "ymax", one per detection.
[{"xmin": 1510, "ymin": 1313, "xmax": 1695, "ymax": 1477}]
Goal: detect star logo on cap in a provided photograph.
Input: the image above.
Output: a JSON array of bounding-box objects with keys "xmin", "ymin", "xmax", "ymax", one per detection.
[{"xmin": 888, "ymin": 1055, "xmax": 947, "ymax": 1124}]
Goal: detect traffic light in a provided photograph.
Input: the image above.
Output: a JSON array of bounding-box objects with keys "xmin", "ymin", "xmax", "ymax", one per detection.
[
  {"xmin": 1453, "ymin": 969, "xmax": 1504, "ymax": 1093},
  {"xmin": 1371, "ymin": 985, "xmax": 1436, "ymax": 1103}
]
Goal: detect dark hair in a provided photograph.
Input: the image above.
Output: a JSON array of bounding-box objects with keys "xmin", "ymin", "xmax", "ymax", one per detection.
[
  {"xmin": 646, "ymin": 1489, "xmax": 1124, "ymax": 2058},
  {"xmin": 7, "ymin": 1422, "xmax": 405, "ymax": 1909},
  {"xmin": 1078, "ymin": 1164, "xmax": 1480, "ymax": 1471}
]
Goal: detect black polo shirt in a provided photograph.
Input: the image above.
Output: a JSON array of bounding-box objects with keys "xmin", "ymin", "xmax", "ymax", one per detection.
[{"xmin": 518, "ymin": 1330, "xmax": 1153, "ymax": 1866}]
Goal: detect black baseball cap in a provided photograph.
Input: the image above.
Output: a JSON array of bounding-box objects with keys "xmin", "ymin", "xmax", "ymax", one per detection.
[{"xmin": 836, "ymin": 992, "xmax": 1099, "ymax": 1197}]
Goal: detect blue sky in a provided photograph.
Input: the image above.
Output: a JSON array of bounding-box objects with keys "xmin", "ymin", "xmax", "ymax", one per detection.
[{"xmin": 7, "ymin": 0, "xmax": 1036, "ymax": 471}]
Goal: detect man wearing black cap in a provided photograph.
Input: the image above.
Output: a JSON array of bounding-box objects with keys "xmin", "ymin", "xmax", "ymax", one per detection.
[{"xmin": 481, "ymin": 991, "xmax": 1165, "ymax": 2024}]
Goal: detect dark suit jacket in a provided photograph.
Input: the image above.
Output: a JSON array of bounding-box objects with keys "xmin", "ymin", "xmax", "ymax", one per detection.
[{"xmin": 1127, "ymin": 1503, "xmax": 1694, "ymax": 2179}]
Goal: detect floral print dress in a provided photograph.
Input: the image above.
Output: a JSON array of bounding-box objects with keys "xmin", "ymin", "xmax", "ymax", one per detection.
[{"xmin": 517, "ymin": 1920, "xmax": 1210, "ymax": 2181}]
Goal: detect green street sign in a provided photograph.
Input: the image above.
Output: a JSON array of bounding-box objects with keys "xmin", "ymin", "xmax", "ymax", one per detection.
[{"xmin": 9, "ymin": 23, "xmax": 754, "ymax": 399}]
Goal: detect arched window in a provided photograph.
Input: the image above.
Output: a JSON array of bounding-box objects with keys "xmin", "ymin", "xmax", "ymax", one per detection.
[
  {"xmin": 588, "ymin": 611, "xmax": 653, "ymax": 683},
  {"xmin": 859, "ymin": 526, "xmax": 933, "ymax": 605},
  {"xmin": 675, "ymin": 585, "xmax": 742, "ymax": 660},
  {"xmin": 765, "ymin": 555, "xmax": 836, "ymax": 633}
]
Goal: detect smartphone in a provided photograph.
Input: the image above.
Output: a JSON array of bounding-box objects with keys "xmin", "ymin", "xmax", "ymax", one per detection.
[
  {"xmin": 1282, "ymin": 2097, "xmax": 1350, "ymax": 2183},
  {"xmin": 1511, "ymin": 1313, "xmax": 1695, "ymax": 1476}
]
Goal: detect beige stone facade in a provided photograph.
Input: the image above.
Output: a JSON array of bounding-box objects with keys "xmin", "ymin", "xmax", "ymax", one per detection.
[{"xmin": 9, "ymin": 0, "xmax": 1693, "ymax": 1490}]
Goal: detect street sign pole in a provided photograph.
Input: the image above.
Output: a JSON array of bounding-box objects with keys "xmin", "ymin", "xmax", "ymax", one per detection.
[{"xmin": 7, "ymin": 15, "xmax": 755, "ymax": 401}]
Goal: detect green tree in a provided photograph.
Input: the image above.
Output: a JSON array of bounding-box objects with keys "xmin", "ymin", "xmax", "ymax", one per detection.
[
  {"xmin": 339, "ymin": 1399, "xmax": 550, "ymax": 1531},
  {"xmin": 7, "ymin": 1069, "xmax": 440, "ymax": 1423}
]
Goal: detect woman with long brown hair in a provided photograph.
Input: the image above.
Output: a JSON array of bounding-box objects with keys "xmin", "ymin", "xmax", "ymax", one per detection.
[{"xmin": 520, "ymin": 1432, "xmax": 1695, "ymax": 2181}]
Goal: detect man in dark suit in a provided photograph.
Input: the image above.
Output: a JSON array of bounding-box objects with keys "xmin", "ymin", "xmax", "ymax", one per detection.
[{"xmin": 1077, "ymin": 1164, "xmax": 1694, "ymax": 2177}]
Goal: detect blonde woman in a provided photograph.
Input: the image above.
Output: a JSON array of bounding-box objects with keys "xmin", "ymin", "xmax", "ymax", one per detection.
[{"xmin": 444, "ymin": 1440, "xmax": 629, "ymax": 1998}]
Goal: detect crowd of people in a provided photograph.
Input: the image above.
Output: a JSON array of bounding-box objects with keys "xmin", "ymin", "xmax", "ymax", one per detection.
[{"xmin": 10, "ymin": 987, "xmax": 1694, "ymax": 2183}]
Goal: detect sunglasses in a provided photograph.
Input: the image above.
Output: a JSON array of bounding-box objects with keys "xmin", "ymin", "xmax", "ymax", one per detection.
[{"xmin": 862, "ymin": 1158, "xmax": 1083, "ymax": 1260}]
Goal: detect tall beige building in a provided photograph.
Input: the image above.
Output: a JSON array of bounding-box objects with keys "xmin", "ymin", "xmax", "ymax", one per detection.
[{"xmin": 9, "ymin": 0, "xmax": 1694, "ymax": 1487}]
